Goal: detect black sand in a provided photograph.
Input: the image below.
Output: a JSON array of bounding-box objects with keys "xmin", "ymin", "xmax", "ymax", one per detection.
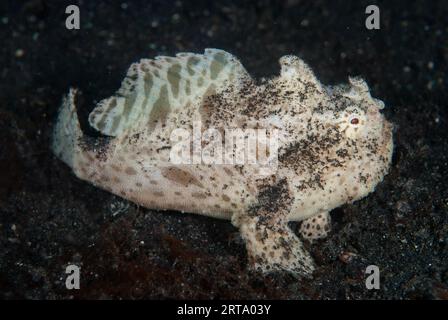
[{"xmin": 0, "ymin": 0, "xmax": 447, "ymax": 299}]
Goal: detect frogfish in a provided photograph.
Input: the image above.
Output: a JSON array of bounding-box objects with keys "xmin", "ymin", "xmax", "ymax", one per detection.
[{"xmin": 52, "ymin": 49, "xmax": 393, "ymax": 276}]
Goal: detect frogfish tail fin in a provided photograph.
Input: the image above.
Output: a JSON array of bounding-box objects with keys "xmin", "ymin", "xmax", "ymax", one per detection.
[{"xmin": 51, "ymin": 88, "xmax": 83, "ymax": 169}]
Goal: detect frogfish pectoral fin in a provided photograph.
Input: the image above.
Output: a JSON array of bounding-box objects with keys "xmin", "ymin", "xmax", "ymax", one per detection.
[{"xmin": 232, "ymin": 211, "xmax": 315, "ymax": 277}]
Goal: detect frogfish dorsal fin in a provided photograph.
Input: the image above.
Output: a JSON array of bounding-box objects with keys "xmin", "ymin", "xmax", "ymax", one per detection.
[{"xmin": 88, "ymin": 48, "xmax": 251, "ymax": 137}]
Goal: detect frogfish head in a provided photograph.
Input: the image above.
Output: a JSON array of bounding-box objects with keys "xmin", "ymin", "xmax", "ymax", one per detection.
[{"xmin": 306, "ymin": 76, "xmax": 394, "ymax": 204}]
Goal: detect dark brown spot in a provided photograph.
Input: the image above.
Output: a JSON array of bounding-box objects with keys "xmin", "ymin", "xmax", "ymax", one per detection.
[
  {"xmin": 223, "ymin": 167, "xmax": 233, "ymax": 176},
  {"xmin": 161, "ymin": 167, "xmax": 204, "ymax": 188},
  {"xmin": 125, "ymin": 167, "xmax": 137, "ymax": 175},
  {"xmin": 191, "ymin": 192, "xmax": 207, "ymax": 199}
]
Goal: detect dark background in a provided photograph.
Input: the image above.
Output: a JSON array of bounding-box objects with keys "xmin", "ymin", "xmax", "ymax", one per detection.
[{"xmin": 0, "ymin": 0, "xmax": 447, "ymax": 299}]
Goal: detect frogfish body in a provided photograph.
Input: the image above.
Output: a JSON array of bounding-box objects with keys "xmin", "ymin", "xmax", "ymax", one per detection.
[{"xmin": 52, "ymin": 49, "xmax": 393, "ymax": 275}]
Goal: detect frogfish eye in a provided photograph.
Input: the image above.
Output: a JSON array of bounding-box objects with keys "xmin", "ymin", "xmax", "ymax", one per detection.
[{"xmin": 350, "ymin": 117, "xmax": 359, "ymax": 125}]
